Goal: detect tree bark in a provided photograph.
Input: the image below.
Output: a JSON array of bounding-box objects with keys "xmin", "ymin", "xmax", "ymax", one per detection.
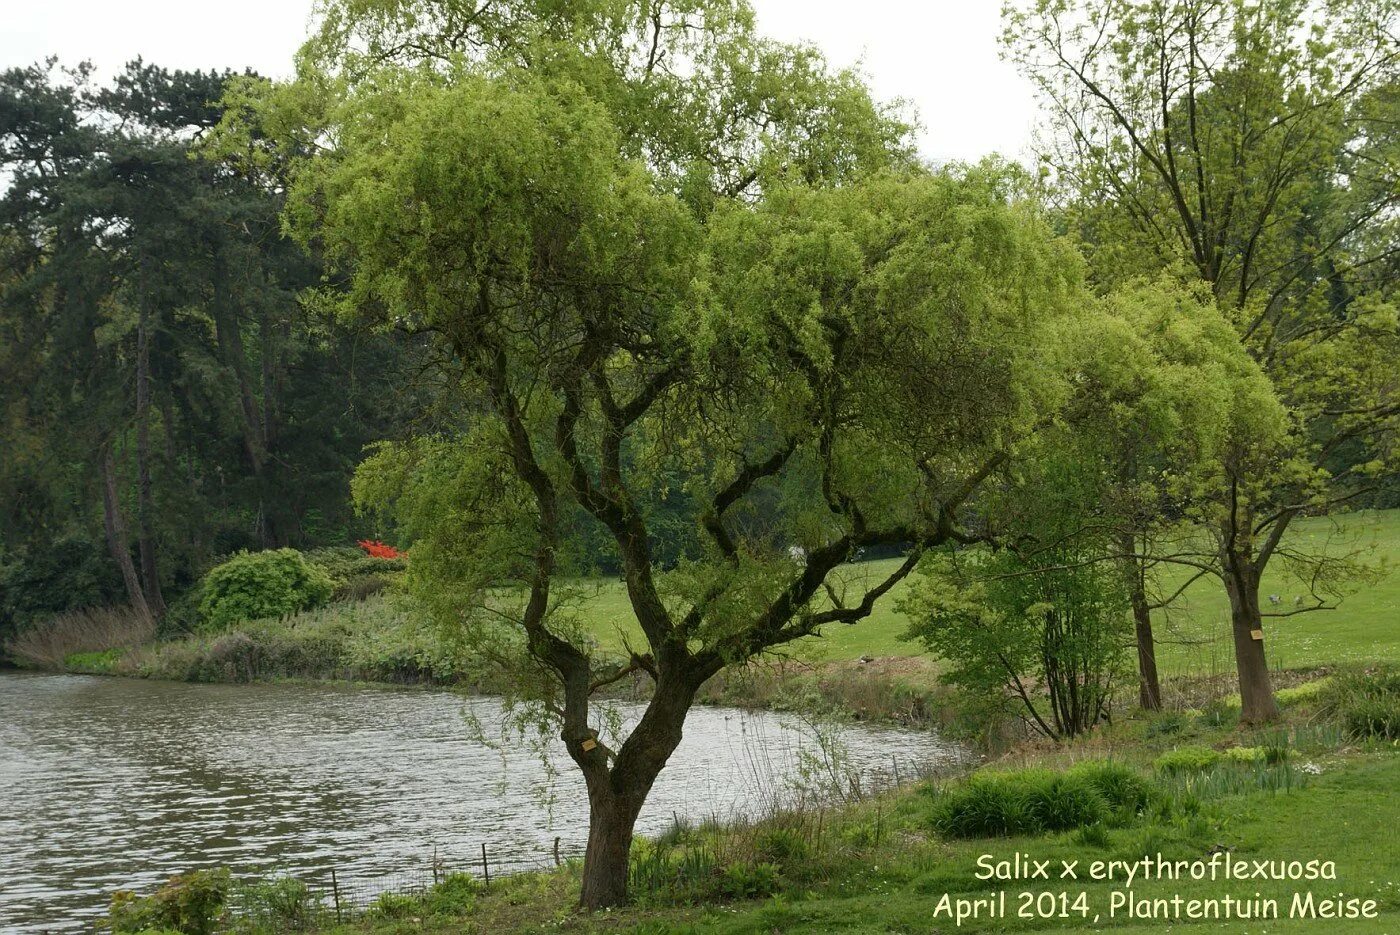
[
  {"xmin": 1130, "ymin": 585, "xmax": 1162, "ymax": 711},
  {"xmin": 101, "ymin": 445, "xmax": 153, "ymax": 623},
  {"xmin": 579, "ymin": 784, "xmax": 646, "ymax": 909},
  {"xmin": 1120, "ymin": 534, "xmax": 1162, "ymax": 711},
  {"xmin": 134, "ymin": 297, "xmax": 166, "ymax": 618},
  {"xmin": 1223, "ymin": 557, "xmax": 1279, "ymax": 723},
  {"xmin": 575, "ymin": 665, "xmax": 696, "ymax": 909}
]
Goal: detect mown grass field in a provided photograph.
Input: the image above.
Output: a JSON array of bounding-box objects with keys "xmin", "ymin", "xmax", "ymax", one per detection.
[{"xmin": 579, "ymin": 509, "xmax": 1400, "ymax": 674}]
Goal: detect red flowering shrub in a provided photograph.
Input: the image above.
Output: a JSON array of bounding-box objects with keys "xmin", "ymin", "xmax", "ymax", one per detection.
[{"xmin": 357, "ymin": 539, "xmax": 402, "ymax": 560}]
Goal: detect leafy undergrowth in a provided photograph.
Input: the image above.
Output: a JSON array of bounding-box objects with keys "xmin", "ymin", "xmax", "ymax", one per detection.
[{"xmin": 105, "ymin": 671, "xmax": 1400, "ymax": 934}]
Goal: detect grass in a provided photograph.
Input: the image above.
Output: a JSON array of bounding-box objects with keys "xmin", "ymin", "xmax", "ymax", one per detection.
[{"xmin": 567, "ymin": 508, "xmax": 1400, "ymax": 671}]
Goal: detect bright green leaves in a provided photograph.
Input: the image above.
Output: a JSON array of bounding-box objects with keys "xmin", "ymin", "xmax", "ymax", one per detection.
[{"xmin": 289, "ymin": 72, "xmax": 695, "ymax": 339}]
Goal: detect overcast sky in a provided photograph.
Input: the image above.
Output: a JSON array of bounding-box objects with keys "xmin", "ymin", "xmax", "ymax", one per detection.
[{"xmin": 1, "ymin": 0, "xmax": 1040, "ymax": 164}]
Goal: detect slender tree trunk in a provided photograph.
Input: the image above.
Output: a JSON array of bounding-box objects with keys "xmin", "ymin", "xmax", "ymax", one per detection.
[
  {"xmin": 134, "ymin": 298, "xmax": 166, "ymax": 618},
  {"xmin": 101, "ymin": 446, "xmax": 153, "ymax": 623},
  {"xmin": 1223, "ymin": 556, "xmax": 1279, "ymax": 723},
  {"xmin": 1119, "ymin": 535, "xmax": 1161, "ymax": 710},
  {"xmin": 1130, "ymin": 587, "xmax": 1162, "ymax": 711}
]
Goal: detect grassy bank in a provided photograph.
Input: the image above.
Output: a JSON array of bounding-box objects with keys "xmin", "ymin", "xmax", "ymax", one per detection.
[{"xmin": 105, "ymin": 668, "xmax": 1400, "ymax": 934}]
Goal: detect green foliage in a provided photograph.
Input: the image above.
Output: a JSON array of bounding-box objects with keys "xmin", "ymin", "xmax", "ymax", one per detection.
[
  {"xmin": 927, "ymin": 776, "xmax": 1038, "ymax": 839},
  {"xmin": 1276, "ymin": 678, "xmax": 1332, "ymax": 707},
  {"xmin": 231, "ymin": 876, "xmax": 323, "ymax": 931},
  {"xmin": 717, "ymin": 862, "xmax": 782, "ymax": 900},
  {"xmin": 1323, "ymin": 668, "xmax": 1400, "ymax": 740},
  {"xmin": 928, "ymin": 767, "xmax": 1140, "ymax": 839},
  {"xmin": 422, "ymin": 873, "xmax": 480, "ymax": 916},
  {"xmin": 198, "ymin": 550, "xmax": 334, "ymax": 630},
  {"xmin": 0, "ymin": 536, "xmax": 123, "ymax": 637},
  {"xmin": 367, "ymin": 891, "xmax": 421, "ymax": 920},
  {"xmin": 903, "ymin": 540, "xmax": 1131, "ymax": 740},
  {"xmin": 1067, "ymin": 761, "xmax": 1153, "ymax": 815},
  {"xmin": 107, "ymin": 869, "xmax": 230, "ymax": 935},
  {"xmin": 1019, "ymin": 771, "xmax": 1110, "ymax": 831},
  {"xmin": 1154, "ymin": 746, "xmax": 1222, "ymax": 774}
]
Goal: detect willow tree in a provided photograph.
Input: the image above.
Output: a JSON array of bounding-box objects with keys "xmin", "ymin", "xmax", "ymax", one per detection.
[
  {"xmin": 261, "ymin": 33, "xmax": 1093, "ymax": 900},
  {"xmin": 1006, "ymin": 0, "xmax": 1400, "ymax": 721}
]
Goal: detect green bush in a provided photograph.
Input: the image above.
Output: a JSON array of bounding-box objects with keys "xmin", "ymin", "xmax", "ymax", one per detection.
[
  {"xmin": 422, "ymin": 873, "xmax": 479, "ymax": 916},
  {"xmin": 717, "ymin": 862, "xmax": 782, "ymax": 899},
  {"xmin": 198, "ymin": 550, "xmax": 333, "ymax": 630},
  {"xmin": 1276, "ymin": 678, "xmax": 1332, "ymax": 706},
  {"xmin": 368, "ymin": 891, "xmax": 422, "ymax": 920},
  {"xmin": 1223, "ymin": 746, "xmax": 1267, "ymax": 765},
  {"xmin": 107, "ymin": 869, "xmax": 231, "ymax": 935},
  {"xmin": 929, "ymin": 776, "xmax": 1036, "ymax": 838},
  {"xmin": 1322, "ymin": 668, "xmax": 1400, "ymax": 740},
  {"xmin": 1068, "ymin": 761, "xmax": 1152, "ymax": 814},
  {"xmin": 752, "ymin": 828, "xmax": 812, "ymax": 864},
  {"xmin": 1154, "ymin": 746, "xmax": 1221, "ymax": 774},
  {"xmin": 233, "ymin": 876, "xmax": 323, "ymax": 931},
  {"xmin": 930, "ymin": 768, "xmax": 1119, "ymax": 838},
  {"xmin": 1019, "ymin": 772, "xmax": 1108, "ymax": 831}
]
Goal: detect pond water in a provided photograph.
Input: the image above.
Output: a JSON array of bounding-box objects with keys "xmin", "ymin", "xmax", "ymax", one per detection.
[{"xmin": 0, "ymin": 671, "xmax": 965, "ymax": 931}]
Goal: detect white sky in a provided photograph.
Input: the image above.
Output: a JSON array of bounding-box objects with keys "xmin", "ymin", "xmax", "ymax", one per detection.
[{"xmin": 0, "ymin": 0, "xmax": 1039, "ymax": 165}]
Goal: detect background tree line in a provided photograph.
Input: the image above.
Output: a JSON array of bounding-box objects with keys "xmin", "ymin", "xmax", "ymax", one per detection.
[{"xmin": 0, "ymin": 60, "xmax": 435, "ymax": 641}]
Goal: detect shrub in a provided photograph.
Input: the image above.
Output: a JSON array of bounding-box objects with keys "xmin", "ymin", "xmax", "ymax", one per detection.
[
  {"xmin": 1276, "ymin": 678, "xmax": 1332, "ymax": 706},
  {"xmin": 0, "ymin": 535, "xmax": 124, "ymax": 636},
  {"xmin": 1223, "ymin": 746, "xmax": 1266, "ymax": 765},
  {"xmin": 368, "ymin": 891, "xmax": 422, "ymax": 920},
  {"xmin": 198, "ymin": 550, "xmax": 333, "ymax": 630},
  {"xmin": 902, "ymin": 542, "xmax": 1131, "ymax": 741},
  {"xmin": 107, "ymin": 869, "xmax": 230, "ymax": 935},
  {"xmin": 1154, "ymin": 746, "xmax": 1220, "ymax": 774},
  {"xmin": 752, "ymin": 828, "xmax": 811, "ymax": 864},
  {"xmin": 234, "ymin": 876, "xmax": 323, "ymax": 931},
  {"xmin": 717, "ymin": 862, "xmax": 782, "ymax": 899}
]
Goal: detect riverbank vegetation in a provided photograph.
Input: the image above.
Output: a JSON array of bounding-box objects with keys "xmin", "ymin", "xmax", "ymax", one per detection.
[
  {"xmin": 5, "ymin": 0, "xmax": 1400, "ymax": 924},
  {"xmin": 102, "ymin": 666, "xmax": 1400, "ymax": 933}
]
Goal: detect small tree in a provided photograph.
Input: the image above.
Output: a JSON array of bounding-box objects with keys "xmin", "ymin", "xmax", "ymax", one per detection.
[
  {"xmin": 280, "ymin": 58, "xmax": 1097, "ymax": 904},
  {"xmin": 904, "ymin": 544, "xmax": 1131, "ymax": 740}
]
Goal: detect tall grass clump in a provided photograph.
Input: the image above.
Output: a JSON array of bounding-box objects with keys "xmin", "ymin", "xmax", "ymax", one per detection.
[
  {"xmin": 927, "ymin": 768, "xmax": 1115, "ymax": 838},
  {"xmin": 1321, "ymin": 667, "xmax": 1400, "ymax": 740},
  {"xmin": 4, "ymin": 606, "xmax": 154, "ymax": 670}
]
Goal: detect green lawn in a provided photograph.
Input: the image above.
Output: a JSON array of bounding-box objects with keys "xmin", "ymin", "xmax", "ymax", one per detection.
[
  {"xmin": 622, "ymin": 754, "xmax": 1400, "ymax": 934},
  {"xmin": 576, "ymin": 509, "xmax": 1400, "ymax": 673}
]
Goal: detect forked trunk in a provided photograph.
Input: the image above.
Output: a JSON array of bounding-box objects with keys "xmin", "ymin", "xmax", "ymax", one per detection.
[
  {"xmin": 574, "ymin": 665, "xmax": 696, "ymax": 910},
  {"xmin": 1224, "ymin": 561, "xmax": 1279, "ymax": 723},
  {"xmin": 1118, "ymin": 537, "xmax": 1161, "ymax": 711}
]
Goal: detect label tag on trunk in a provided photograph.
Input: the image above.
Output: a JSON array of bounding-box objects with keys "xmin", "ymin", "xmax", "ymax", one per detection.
[
  {"xmin": 581, "ymin": 738, "xmax": 598, "ymax": 752},
  {"xmin": 1250, "ymin": 629, "xmax": 1264, "ymax": 641}
]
